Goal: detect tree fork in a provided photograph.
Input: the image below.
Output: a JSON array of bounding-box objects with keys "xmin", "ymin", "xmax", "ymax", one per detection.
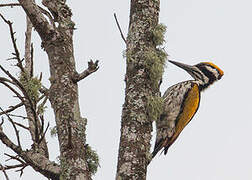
[{"xmin": 18, "ymin": 0, "xmax": 96, "ymax": 179}]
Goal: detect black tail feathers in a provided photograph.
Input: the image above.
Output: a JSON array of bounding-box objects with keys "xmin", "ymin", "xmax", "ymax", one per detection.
[{"xmin": 152, "ymin": 138, "xmax": 164, "ymax": 158}]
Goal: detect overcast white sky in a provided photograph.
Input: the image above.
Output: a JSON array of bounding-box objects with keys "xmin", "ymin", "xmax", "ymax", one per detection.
[{"xmin": 1, "ymin": 0, "xmax": 252, "ymax": 179}]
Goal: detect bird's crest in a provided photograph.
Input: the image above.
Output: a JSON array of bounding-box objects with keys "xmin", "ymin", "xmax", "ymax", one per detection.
[{"xmin": 202, "ymin": 62, "xmax": 224, "ymax": 77}]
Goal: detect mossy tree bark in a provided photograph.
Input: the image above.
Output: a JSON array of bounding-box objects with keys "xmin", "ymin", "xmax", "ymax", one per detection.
[
  {"xmin": 116, "ymin": 0, "xmax": 165, "ymax": 179},
  {"xmin": 16, "ymin": 0, "xmax": 97, "ymax": 179},
  {"xmin": 1, "ymin": 0, "xmax": 165, "ymax": 179}
]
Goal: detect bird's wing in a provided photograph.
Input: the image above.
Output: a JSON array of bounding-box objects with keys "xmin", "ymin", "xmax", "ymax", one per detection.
[
  {"xmin": 152, "ymin": 82, "xmax": 200, "ymax": 157},
  {"xmin": 163, "ymin": 83, "xmax": 200, "ymax": 154}
]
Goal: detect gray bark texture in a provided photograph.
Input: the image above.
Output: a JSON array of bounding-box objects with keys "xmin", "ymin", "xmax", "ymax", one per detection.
[
  {"xmin": 19, "ymin": 0, "xmax": 92, "ymax": 179},
  {"xmin": 0, "ymin": 0, "xmax": 164, "ymax": 179},
  {"xmin": 0, "ymin": 0, "xmax": 99, "ymax": 179},
  {"xmin": 116, "ymin": 0, "xmax": 161, "ymax": 179}
]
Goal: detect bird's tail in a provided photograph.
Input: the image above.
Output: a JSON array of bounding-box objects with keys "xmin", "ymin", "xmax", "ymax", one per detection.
[{"xmin": 152, "ymin": 138, "xmax": 165, "ymax": 158}]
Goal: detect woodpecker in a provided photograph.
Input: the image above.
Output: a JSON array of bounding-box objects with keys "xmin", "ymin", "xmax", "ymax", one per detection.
[{"xmin": 152, "ymin": 60, "xmax": 224, "ymax": 158}]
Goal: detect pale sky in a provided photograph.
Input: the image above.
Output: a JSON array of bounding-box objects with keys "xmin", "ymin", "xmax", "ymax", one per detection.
[{"xmin": 0, "ymin": 0, "xmax": 252, "ymax": 179}]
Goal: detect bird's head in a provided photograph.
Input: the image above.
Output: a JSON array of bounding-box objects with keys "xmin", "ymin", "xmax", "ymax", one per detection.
[{"xmin": 168, "ymin": 60, "xmax": 224, "ymax": 90}]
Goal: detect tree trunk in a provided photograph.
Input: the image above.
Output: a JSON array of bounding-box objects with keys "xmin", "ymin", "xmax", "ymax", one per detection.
[
  {"xmin": 46, "ymin": 29, "xmax": 91, "ymax": 180},
  {"xmin": 116, "ymin": 0, "xmax": 162, "ymax": 179},
  {"xmin": 18, "ymin": 0, "xmax": 92, "ymax": 179}
]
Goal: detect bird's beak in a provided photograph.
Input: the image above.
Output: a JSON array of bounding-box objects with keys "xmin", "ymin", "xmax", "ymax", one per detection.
[{"xmin": 168, "ymin": 60, "xmax": 194, "ymax": 73}]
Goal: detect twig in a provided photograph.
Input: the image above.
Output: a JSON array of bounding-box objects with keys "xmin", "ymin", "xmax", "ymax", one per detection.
[
  {"xmin": 0, "ymin": 118, "xmax": 3, "ymax": 126},
  {"xmin": 0, "ymin": 3, "xmax": 21, "ymax": 8},
  {"xmin": 72, "ymin": 60, "xmax": 99, "ymax": 83},
  {"xmin": 0, "ymin": 127, "xmax": 60, "ymax": 179},
  {"xmin": 1, "ymin": 163, "xmax": 23, "ymax": 170},
  {"xmin": 8, "ymin": 114, "xmax": 27, "ymax": 119},
  {"xmin": 14, "ymin": 122, "xmax": 29, "ymax": 130},
  {"xmin": 30, "ymin": 43, "xmax": 34, "ymax": 77},
  {"xmin": 37, "ymin": 95, "xmax": 48, "ymax": 115},
  {"xmin": 0, "ymin": 164, "xmax": 10, "ymax": 180},
  {"xmin": 16, "ymin": 164, "xmax": 27, "ymax": 177},
  {"xmin": 0, "ymin": 79, "xmax": 25, "ymax": 104},
  {"xmin": 114, "ymin": 13, "xmax": 127, "ymax": 44},
  {"xmin": 38, "ymin": 122, "xmax": 49, "ymax": 145},
  {"xmin": 39, "ymin": 115, "xmax": 44, "ymax": 136},
  {"xmin": 0, "ymin": 107, "xmax": 21, "ymax": 148},
  {"xmin": 4, "ymin": 153, "xmax": 28, "ymax": 177},
  {"xmin": 0, "ymin": 103, "xmax": 23, "ymax": 116},
  {"xmin": 0, "ymin": 13, "xmax": 25, "ymax": 73},
  {"xmin": 4, "ymin": 153, "xmax": 25, "ymax": 164},
  {"xmin": 0, "ymin": 66, "xmax": 29, "ymax": 103},
  {"xmin": 0, "ymin": 77, "xmax": 15, "ymax": 85},
  {"xmin": 0, "ymin": 65, "xmax": 38, "ymax": 139}
]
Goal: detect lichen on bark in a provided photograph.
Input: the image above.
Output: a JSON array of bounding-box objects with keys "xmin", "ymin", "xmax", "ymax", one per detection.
[
  {"xmin": 18, "ymin": 0, "xmax": 94, "ymax": 179},
  {"xmin": 19, "ymin": 71, "xmax": 42, "ymax": 103},
  {"xmin": 116, "ymin": 0, "xmax": 165, "ymax": 179}
]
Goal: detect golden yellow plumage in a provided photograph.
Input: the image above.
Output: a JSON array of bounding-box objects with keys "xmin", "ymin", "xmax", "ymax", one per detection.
[
  {"xmin": 168, "ymin": 83, "xmax": 200, "ymax": 148},
  {"xmin": 152, "ymin": 60, "xmax": 223, "ymax": 158}
]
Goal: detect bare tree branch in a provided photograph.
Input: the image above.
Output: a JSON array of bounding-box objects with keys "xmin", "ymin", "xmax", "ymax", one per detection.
[
  {"xmin": 0, "ymin": 127, "xmax": 60, "ymax": 179},
  {"xmin": 23, "ymin": 14, "xmax": 48, "ymax": 150},
  {"xmin": 72, "ymin": 59, "xmax": 99, "ymax": 83},
  {"xmin": 0, "ymin": 118, "xmax": 3, "ymax": 126},
  {"xmin": 0, "ymin": 65, "xmax": 36, "ymax": 115},
  {"xmin": 1, "ymin": 163, "xmax": 23, "ymax": 171},
  {"xmin": 0, "ymin": 162, "xmax": 27, "ymax": 178},
  {"xmin": 114, "ymin": 13, "xmax": 127, "ymax": 44},
  {"xmin": 8, "ymin": 114, "xmax": 27, "ymax": 119},
  {"xmin": 18, "ymin": 0, "xmax": 55, "ymax": 42},
  {"xmin": 24, "ymin": 16, "xmax": 33, "ymax": 76},
  {"xmin": 0, "ymin": 79, "xmax": 25, "ymax": 104},
  {"xmin": 30, "ymin": 43, "xmax": 34, "ymax": 77},
  {"xmin": 37, "ymin": 95, "xmax": 48, "ymax": 115},
  {"xmin": 0, "ymin": 107, "xmax": 22, "ymax": 148},
  {"xmin": 0, "ymin": 77, "xmax": 15, "ymax": 85},
  {"xmin": 14, "ymin": 122, "xmax": 29, "ymax": 130},
  {"xmin": 0, "ymin": 164, "xmax": 10, "ymax": 180},
  {"xmin": 0, "ymin": 103, "xmax": 23, "ymax": 116},
  {"xmin": 0, "ymin": 13, "xmax": 25, "ymax": 73},
  {"xmin": 16, "ymin": 164, "xmax": 27, "ymax": 177},
  {"xmin": 0, "ymin": 3, "xmax": 21, "ymax": 8},
  {"xmin": 5, "ymin": 153, "xmax": 26, "ymax": 164},
  {"xmin": 38, "ymin": 122, "xmax": 49, "ymax": 145}
]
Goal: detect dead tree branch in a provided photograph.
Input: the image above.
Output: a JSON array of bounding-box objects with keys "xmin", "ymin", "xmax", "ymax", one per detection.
[
  {"xmin": 14, "ymin": 122, "xmax": 29, "ymax": 130},
  {"xmin": 0, "ymin": 79, "xmax": 25, "ymax": 104},
  {"xmin": 0, "ymin": 127, "xmax": 60, "ymax": 179},
  {"xmin": 38, "ymin": 121, "xmax": 49, "ymax": 145},
  {"xmin": 0, "ymin": 3, "xmax": 21, "ymax": 8},
  {"xmin": 8, "ymin": 114, "xmax": 27, "ymax": 119},
  {"xmin": 0, "ymin": 103, "xmax": 23, "ymax": 116},
  {"xmin": 1, "ymin": 153, "xmax": 28, "ymax": 177},
  {"xmin": 0, "ymin": 65, "xmax": 36, "ymax": 112},
  {"xmin": 114, "ymin": 13, "xmax": 127, "ymax": 44},
  {"xmin": 0, "ymin": 107, "xmax": 21, "ymax": 148},
  {"xmin": 18, "ymin": 0, "xmax": 54, "ymax": 42},
  {"xmin": 72, "ymin": 59, "xmax": 99, "ymax": 83},
  {"xmin": 5, "ymin": 153, "xmax": 26, "ymax": 165},
  {"xmin": 0, "ymin": 13, "xmax": 25, "ymax": 73},
  {"xmin": 0, "ymin": 164, "xmax": 10, "ymax": 180},
  {"xmin": 24, "ymin": 16, "xmax": 33, "ymax": 76},
  {"xmin": 30, "ymin": 43, "xmax": 34, "ymax": 77}
]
